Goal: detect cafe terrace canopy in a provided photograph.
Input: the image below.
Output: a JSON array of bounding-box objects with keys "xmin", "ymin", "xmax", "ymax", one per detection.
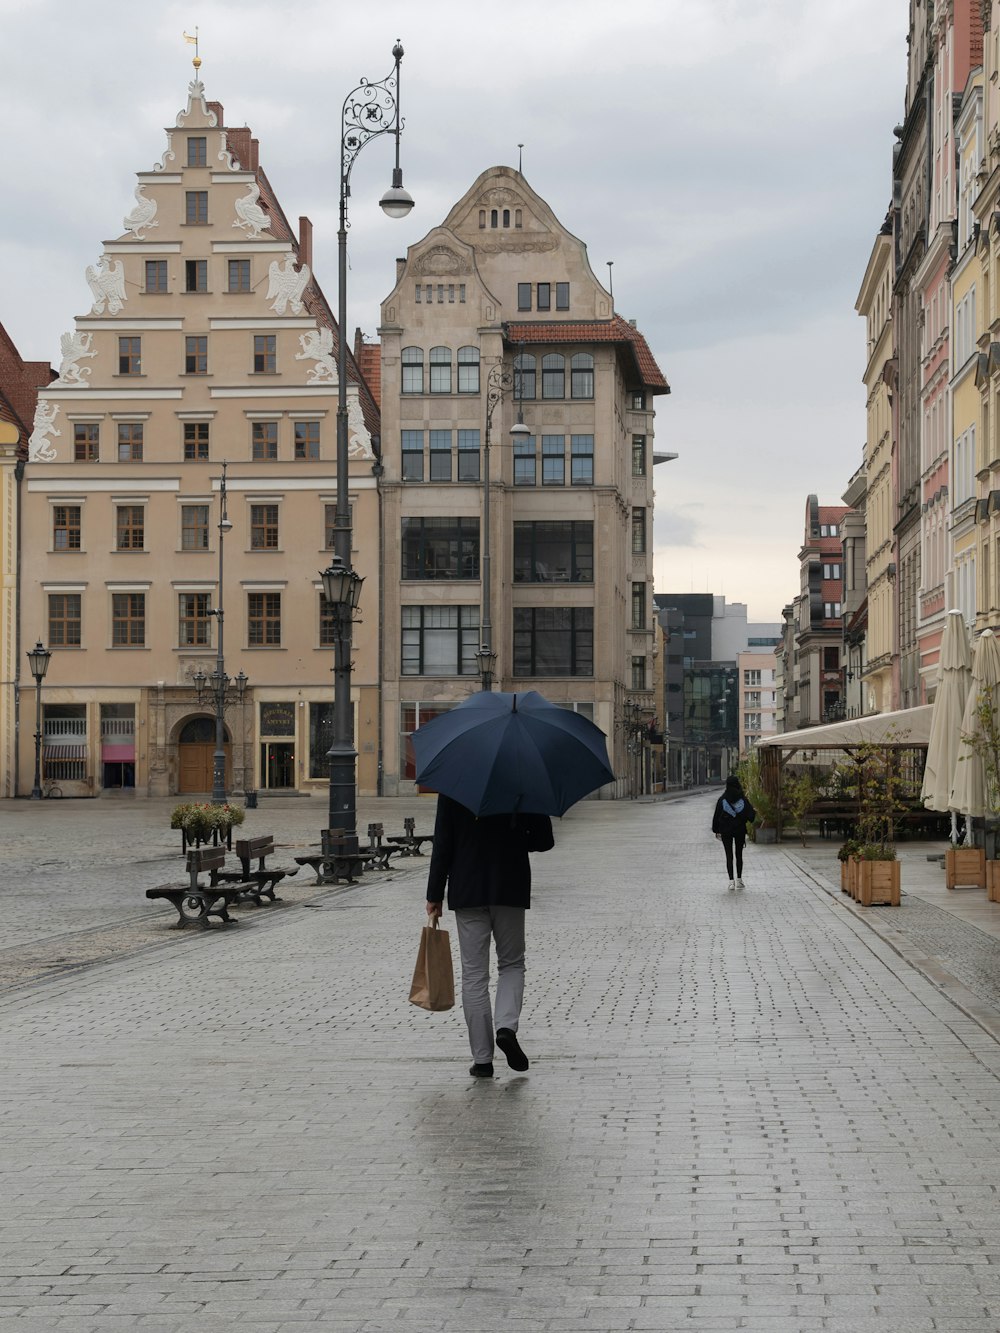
[{"xmin": 755, "ymin": 705, "xmax": 933, "ymax": 766}]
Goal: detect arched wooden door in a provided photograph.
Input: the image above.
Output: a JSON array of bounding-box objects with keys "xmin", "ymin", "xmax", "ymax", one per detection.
[{"xmin": 177, "ymin": 717, "xmax": 231, "ymax": 794}]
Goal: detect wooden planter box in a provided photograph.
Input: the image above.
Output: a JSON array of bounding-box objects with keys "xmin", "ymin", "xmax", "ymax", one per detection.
[
  {"xmin": 840, "ymin": 860, "xmax": 851, "ymax": 893},
  {"xmin": 846, "ymin": 856, "xmax": 862, "ymax": 900},
  {"xmin": 856, "ymin": 858, "xmax": 901, "ymax": 907},
  {"xmin": 987, "ymin": 859, "xmax": 1000, "ymax": 902},
  {"xmin": 945, "ymin": 846, "xmax": 986, "ymax": 890}
]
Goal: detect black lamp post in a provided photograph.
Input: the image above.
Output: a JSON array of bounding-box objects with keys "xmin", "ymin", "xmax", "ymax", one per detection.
[
  {"xmin": 332, "ymin": 42, "xmax": 413, "ymax": 849},
  {"xmin": 191, "ymin": 462, "xmax": 250, "ymax": 804},
  {"xmin": 321, "ymin": 555, "xmax": 364, "ymax": 838},
  {"xmin": 478, "ymin": 362, "xmax": 530, "ymax": 691},
  {"xmin": 27, "ymin": 640, "xmax": 51, "ymax": 800}
]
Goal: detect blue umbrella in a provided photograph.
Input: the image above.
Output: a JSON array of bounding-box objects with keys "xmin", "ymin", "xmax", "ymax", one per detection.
[{"xmin": 411, "ymin": 690, "xmax": 615, "ymax": 816}]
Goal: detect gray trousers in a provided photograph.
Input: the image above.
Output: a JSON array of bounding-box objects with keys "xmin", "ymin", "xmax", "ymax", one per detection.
[{"xmin": 454, "ymin": 906, "xmax": 526, "ymax": 1064}]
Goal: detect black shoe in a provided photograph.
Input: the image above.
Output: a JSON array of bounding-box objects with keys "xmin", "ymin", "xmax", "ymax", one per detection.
[
  {"xmin": 495, "ymin": 1028, "xmax": 529, "ymax": 1072},
  {"xmin": 469, "ymin": 1062, "xmax": 494, "ymax": 1078}
]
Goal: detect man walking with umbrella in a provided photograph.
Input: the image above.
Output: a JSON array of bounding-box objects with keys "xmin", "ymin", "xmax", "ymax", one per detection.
[
  {"xmin": 413, "ymin": 690, "xmax": 613, "ymax": 1078},
  {"xmin": 426, "ymin": 797, "xmax": 553, "ymax": 1077}
]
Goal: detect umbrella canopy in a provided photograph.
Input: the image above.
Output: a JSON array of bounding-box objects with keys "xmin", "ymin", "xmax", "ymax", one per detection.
[
  {"xmin": 921, "ymin": 610, "xmax": 972, "ymax": 812},
  {"xmin": 949, "ymin": 628, "xmax": 1000, "ymax": 819},
  {"xmin": 411, "ymin": 689, "xmax": 615, "ymax": 816}
]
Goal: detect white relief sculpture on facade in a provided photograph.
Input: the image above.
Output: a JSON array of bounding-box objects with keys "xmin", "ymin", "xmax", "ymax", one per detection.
[
  {"xmin": 85, "ymin": 257, "xmax": 127, "ymax": 315},
  {"xmin": 267, "ymin": 257, "xmax": 310, "ymax": 315},
  {"xmin": 414, "ymin": 246, "xmax": 472, "ymax": 276},
  {"xmin": 233, "ymin": 182, "xmax": 270, "ymax": 238},
  {"xmin": 348, "ymin": 395, "xmax": 373, "ymax": 459},
  {"xmin": 123, "ymin": 184, "xmax": 158, "ymax": 239},
  {"xmin": 28, "ymin": 401, "xmax": 60, "ymax": 463},
  {"xmin": 53, "ymin": 332, "xmax": 97, "ymax": 386},
  {"xmin": 295, "ymin": 327, "xmax": 337, "ymax": 384}
]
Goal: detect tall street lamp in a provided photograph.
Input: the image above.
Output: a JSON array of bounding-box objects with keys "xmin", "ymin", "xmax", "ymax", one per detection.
[
  {"xmin": 191, "ymin": 461, "xmax": 249, "ymax": 804},
  {"xmin": 477, "ymin": 362, "xmax": 530, "ymax": 691},
  {"xmin": 27, "ymin": 640, "xmax": 51, "ymax": 800},
  {"xmin": 334, "ymin": 40, "xmax": 413, "ymax": 848}
]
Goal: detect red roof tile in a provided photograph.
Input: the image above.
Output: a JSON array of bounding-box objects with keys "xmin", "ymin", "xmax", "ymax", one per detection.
[
  {"xmin": 504, "ymin": 315, "xmax": 669, "ymax": 393},
  {"xmin": 354, "ymin": 333, "xmax": 382, "ymax": 411}
]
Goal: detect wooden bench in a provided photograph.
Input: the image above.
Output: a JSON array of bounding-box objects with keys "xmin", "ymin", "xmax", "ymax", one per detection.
[
  {"xmin": 145, "ymin": 845, "xmax": 256, "ymax": 928},
  {"xmin": 217, "ymin": 834, "xmax": 296, "ymax": 904},
  {"xmin": 359, "ymin": 823, "xmax": 403, "ymax": 872},
  {"xmin": 294, "ymin": 828, "xmax": 368, "ymax": 884},
  {"xmin": 386, "ymin": 816, "xmax": 435, "ymax": 857}
]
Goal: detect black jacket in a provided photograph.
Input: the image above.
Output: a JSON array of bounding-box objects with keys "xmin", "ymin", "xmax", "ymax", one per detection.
[
  {"xmin": 712, "ymin": 792, "xmax": 756, "ymax": 836},
  {"xmin": 426, "ymin": 794, "xmax": 554, "ymax": 910}
]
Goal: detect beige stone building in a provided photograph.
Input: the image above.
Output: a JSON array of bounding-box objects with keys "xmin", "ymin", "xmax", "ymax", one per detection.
[
  {"xmin": 18, "ymin": 73, "xmax": 381, "ymax": 798},
  {"xmin": 376, "ymin": 167, "xmax": 670, "ymax": 796}
]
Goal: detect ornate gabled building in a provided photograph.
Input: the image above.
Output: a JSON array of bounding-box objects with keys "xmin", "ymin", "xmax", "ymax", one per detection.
[
  {"xmin": 19, "ymin": 68, "xmax": 381, "ymax": 798},
  {"xmin": 376, "ymin": 166, "xmax": 670, "ymax": 796}
]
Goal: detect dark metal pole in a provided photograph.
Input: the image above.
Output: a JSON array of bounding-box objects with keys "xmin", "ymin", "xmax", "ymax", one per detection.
[
  {"xmin": 211, "ymin": 462, "xmax": 228, "ymax": 804},
  {"xmin": 480, "ymin": 404, "xmax": 492, "ymax": 691},
  {"xmin": 31, "ymin": 675, "xmax": 42, "ymax": 800}
]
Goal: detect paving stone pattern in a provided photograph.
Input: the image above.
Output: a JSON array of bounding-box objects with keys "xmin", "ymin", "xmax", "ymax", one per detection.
[{"xmin": 3, "ymin": 792, "xmax": 1000, "ymax": 1330}]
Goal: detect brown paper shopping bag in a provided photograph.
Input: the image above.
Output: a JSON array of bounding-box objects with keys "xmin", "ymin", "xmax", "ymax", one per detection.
[{"xmin": 409, "ymin": 919, "xmax": 455, "ymax": 1011}]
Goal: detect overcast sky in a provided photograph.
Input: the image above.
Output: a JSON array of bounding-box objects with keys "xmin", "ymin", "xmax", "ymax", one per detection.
[{"xmin": 0, "ymin": 0, "xmax": 908, "ymax": 622}]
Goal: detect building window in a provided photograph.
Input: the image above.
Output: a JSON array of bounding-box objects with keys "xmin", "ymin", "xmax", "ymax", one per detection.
[
  {"xmin": 179, "ymin": 592, "xmax": 210, "ymax": 646},
  {"xmin": 248, "ymin": 592, "xmax": 282, "ymax": 645},
  {"xmin": 73, "ymin": 424, "xmax": 99, "ymax": 462},
  {"xmin": 632, "ymin": 582, "xmax": 646, "ymax": 629},
  {"xmin": 514, "ymin": 352, "xmax": 536, "ymax": 400},
  {"xmin": 118, "ymin": 337, "xmax": 141, "ymax": 375},
  {"xmin": 823, "ymin": 647, "xmax": 839, "ymax": 670},
  {"xmin": 116, "ymin": 505, "xmax": 144, "ymax": 550},
  {"xmin": 513, "ymin": 607, "xmax": 594, "ymax": 677},
  {"xmin": 48, "ymin": 593, "xmax": 81, "ymax": 646},
  {"xmin": 251, "ymin": 421, "xmax": 278, "ymax": 460},
  {"xmin": 632, "ymin": 508, "xmax": 646, "ymax": 554},
  {"xmin": 401, "ymin": 429, "xmax": 424, "ymax": 480},
  {"xmin": 823, "ymin": 602, "xmax": 842, "ymax": 618},
  {"xmin": 294, "ymin": 420, "xmax": 320, "ymax": 460},
  {"xmin": 571, "ymin": 434, "xmax": 594, "ymax": 485},
  {"xmin": 228, "ymin": 259, "xmax": 252, "ymax": 293},
  {"xmin": 253, "ymin": 334, "xmax": 276, "ymax": 374},
  {"xmin": 429, "ymin": 429, "xmax": 452, "ymax": 482},
  {"xmin": 631, "ymin": 391, "xmax": 646, "ymax": 411},
  {"xmin": 185, "ymin": 259, "xmax": 207, "ymax": 293},
  {"xmin": 556, "ymin": 282, "xmax": 570, "ymax": 310},
  {"xmin": 429, "ymin": 346, "xmax": 452, "ymax": 394},
  {"xmin": 517, "ymin": 282, "xmax": 531, "ymax": 311},
  {"xmin": 117, "ymin": 423, "xmax": 143, "ymax": 461},
  {"xmin": 457, "ymin": 428, "xmax": 480, "ymax": 481},
  {"xmin": 632, "ymin": 435, "xmax": 646, "ymax": 476},
  {"xmin": 570, "ymin": 353, "xmax": 594, "ymax": 399},
  {"xmin": 513, "ymin": 434, "xmax": 537, "ymax": 486},
  {"xmin": 401, "ymin": 346, "xmax": 424, "ymax": 394},
  {"xmin": 144, "ymin": 259, "xmax": 168, "ymax": 293},
  {"xmin": 513, "ymin": 521, "xmax": 593, "ymax": 583},
  {"xmin": 185, "ymin": 335, "xmax": 208, "ymax": 375},
  {"xmin": 744, "ymin": 712, "xmax": 762, "ymax": 731},
  {"xmin": 823, "ymin": 563, "xmax": 842, "ymax": 580},
  {"xmin": 402, "ymin": 605, "xmax": 480, "ymax": 675},
  {"xmin": 541, "ymin": 353, "xmax": 564, "ymax": 398},
  {"xmin": 186, "ymin": 190, "xmax": 208, "ymax": 224},
  {"xmin": 537, "ymin": 282, "xmax": 551, "ymax": 311},
  {"xmin": 541, "ymin": 435, "xmax": 565, "ymax": 486},
  {"xmin": 401, "ymin": 516, "xmax": 479, "ymax": 580},
  {"xmin": 745, "ymin": 691, "xmax": 761, "ymax": 707},
  {"xmin": 187, "ymin": 136, "xmax": 207, "ymax": 167},
  {"xmin": 112, "ymin": 592, "xmax": 145, "ymax": 646},
  {"xmin": 631, "ymin": 656, "xmax": 646, "ymax": 690},
  {"xmin": 457, "ymin": 346, "xmax": 480, "ymax": 393},
  {"xmin": 53, "ymin": 505, "xmax": 81, "ymax": 551},
  {"xmin": 183, "ymin": 421, "xmax": 210, "ymax": 460},
  {"xmin": 181, "ymin": 504, "xmax": 210, "ymax": 550},
  {"xmin": 250, "ymin": 504, "xmax": 279, "ymax": 550}
]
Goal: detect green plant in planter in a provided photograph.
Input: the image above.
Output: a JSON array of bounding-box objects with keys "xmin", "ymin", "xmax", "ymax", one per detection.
[
  {"xmin": 848, "ymin": 732, "xmax": 909, "ymax": 861},
  {"xmin": 170, "ymin": 801, "xmax": 246, "ymax": 846},
  {"xmin": 784, "ymin": 771, "xmax": 818, "ymax": 846},
  {"xmin": 737, "ymin": 751, "xmax": 782, "ymax": 839},
  {"xmin": 837, "ymin": 837, "xmax": 861, "ymax": 863}
]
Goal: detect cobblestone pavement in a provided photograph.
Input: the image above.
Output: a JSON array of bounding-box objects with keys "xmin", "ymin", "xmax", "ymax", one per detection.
[{"xmin": 4, "ymin": 792, "xmax": 1000, "ymax": 1330}]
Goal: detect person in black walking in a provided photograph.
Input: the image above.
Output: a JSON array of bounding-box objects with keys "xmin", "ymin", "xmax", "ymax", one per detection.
[
  {"xmin": 426, "ymin": 795, "xmax": 554, "ymax": 1079},
  {"xmin": 712, "ymin": 775, "xmax": 756, "ymax": 889}
]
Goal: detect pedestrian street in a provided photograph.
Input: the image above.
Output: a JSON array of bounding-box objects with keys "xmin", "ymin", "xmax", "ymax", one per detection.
[{"xmin": 4, "ymin": 791, "xmax": 1000, "ymax": 1331}]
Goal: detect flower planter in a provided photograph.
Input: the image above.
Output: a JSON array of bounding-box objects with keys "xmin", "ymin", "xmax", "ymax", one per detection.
[
  {"xmin": 945, "ymin": 846, "xmax": 986, "ymax": 891},
  {"xmin": 755, "ymin": 827, "xmax": 778, "ymax": 844},
  {"xmin": 987, "ymin": 859, "xmax": 1000, "ymax": 902},
  {"xmin": 856, "ymin": 859, "xmax": 900, "ymax": 907},
  {"xmin": 840, "ymin": 860, "xmax": 850, "ymax": 893}
]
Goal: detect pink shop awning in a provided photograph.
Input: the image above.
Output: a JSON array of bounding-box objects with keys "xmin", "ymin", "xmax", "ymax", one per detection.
[{"xmin": 101, "ymin": 743, "xmax": 134, "ymax": 762}]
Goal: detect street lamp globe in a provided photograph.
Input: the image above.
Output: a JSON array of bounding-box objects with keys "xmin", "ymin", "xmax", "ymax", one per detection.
[{"xmin": 379, "ymin": 179, "xmax": 414, "ymax": 219}]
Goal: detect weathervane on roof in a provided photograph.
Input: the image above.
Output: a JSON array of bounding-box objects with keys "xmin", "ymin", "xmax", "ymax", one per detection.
[{"xmin": 183, "ymin": 27, "xmax": 201, "ymax": 71}]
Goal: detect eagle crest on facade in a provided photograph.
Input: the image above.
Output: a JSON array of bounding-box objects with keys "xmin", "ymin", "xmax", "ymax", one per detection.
[
  {"xmin": 85, "ymin": 257, "xmax": 127, "ymax": 315},
  {"xmin": 267, "ymin": 256, "xmax": 310, "ymax": 315}
]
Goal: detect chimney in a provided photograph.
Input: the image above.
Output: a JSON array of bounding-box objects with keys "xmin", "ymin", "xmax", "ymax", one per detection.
[
  {"xmin": 396, "ymin": 257, "xmax": 406, "ymax": 281},
  {"xmin": 298, "ymin": 217, "xmax": 313, "ymax": 270},
  {"xmin": 206, "ymin": 100, "xmax": 225, "ymax": 126},
  {"xmin": 250, "ymin": 138, "xmax": 260, "ymax": 173}
]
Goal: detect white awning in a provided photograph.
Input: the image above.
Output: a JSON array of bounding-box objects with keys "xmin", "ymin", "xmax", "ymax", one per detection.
[{"xmin": 757, "ymin": 705, "xmax": 933, "ymax": 758}]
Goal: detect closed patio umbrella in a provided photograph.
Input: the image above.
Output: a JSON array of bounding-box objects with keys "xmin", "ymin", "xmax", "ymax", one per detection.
[
  {"xmin": 921, "ymin": 610, "xmax": 972, "ymax": 840},
  {"xmin": 949, "ymin": 627, "xmax": 1000, "ymax": 825}
]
